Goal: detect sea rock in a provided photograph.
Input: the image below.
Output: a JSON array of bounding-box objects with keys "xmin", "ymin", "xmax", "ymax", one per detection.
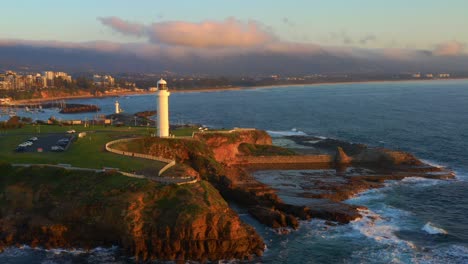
[
  {"xmin": 335, "ymin": 147, "xmax": 352, "ymax": 164},
  {"xmin": 248, "ymin": 206, "xmax": 298, "ymax": 229},
  {"xmin": 352, "ymin": 148, "xmax": 423, "ymax": 167}
]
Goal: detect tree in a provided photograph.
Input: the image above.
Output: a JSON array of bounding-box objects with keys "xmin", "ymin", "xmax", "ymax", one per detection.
[{"xmin": 75, "ymin": 77, "xmax": 94, "ymax": 90}]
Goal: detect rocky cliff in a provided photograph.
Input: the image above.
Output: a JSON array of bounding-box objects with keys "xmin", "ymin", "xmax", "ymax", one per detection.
[
  {"xmin": 0, "ymin": 164, "xmax": 264, "ymax": 262},
  {"xmin": 193, "ymin": 130, "xmax": 272, "ymax": 164},
  {"xmin": 114, "ymin": 130, "xmax": 454, "ymax": 233}
]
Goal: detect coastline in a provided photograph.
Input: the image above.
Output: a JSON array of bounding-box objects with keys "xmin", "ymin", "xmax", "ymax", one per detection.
[{"xmin": 8, "ymin": 77, "xmax": 468, "ymax": 105}]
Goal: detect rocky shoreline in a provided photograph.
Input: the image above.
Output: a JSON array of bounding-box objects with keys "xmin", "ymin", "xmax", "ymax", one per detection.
[
  {"xmin": 58, "ymin": 103, "xmax": 101, "ymax": 114},
  {"xmin": 0, "ymin": 129, "xmax": 455, "ymax": 262}
]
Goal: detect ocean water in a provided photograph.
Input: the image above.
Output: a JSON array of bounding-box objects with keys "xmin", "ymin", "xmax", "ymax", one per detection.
[{"xmin": 1, "ymin": 80, "xmax": 467, "ymax": 263}]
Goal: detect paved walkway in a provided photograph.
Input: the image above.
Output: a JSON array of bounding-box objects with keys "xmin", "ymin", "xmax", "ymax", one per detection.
[{"xmin": 12, "ymin": 163, "xmax": 198, "ymax": 186}]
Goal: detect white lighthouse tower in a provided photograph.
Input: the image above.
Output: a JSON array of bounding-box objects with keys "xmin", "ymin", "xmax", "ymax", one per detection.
[
  {"xmin": 115, "ymin": 100, "xmax": 121, "ymax": 114},
  {"xmin": 156, "ymin": 78, "xmax": 170, "ymax": 137}
]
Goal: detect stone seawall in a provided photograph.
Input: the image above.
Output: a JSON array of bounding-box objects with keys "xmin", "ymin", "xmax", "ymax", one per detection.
[{"xmin": 242, "ymin": 155, "xmax": 334, "ymax": 165}]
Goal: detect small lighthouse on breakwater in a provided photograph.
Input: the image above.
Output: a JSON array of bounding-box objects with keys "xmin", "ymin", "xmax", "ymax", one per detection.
[
  {"xmin": 156, "ymin": 78, "xmax": 170, "ymax": 137},
  {"xmin": 115, "ymin": 100, "xmax": 122, "ymax": 114}
]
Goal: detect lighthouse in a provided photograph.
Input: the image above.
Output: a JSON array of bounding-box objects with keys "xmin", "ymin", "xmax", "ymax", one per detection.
[
  {"xmin": 156, "ymin": 79, "xmax": 170, "ymax": 137},
  {"xmin": 115, "ymin": 100, "xmax": 122, "ymax": 114}
]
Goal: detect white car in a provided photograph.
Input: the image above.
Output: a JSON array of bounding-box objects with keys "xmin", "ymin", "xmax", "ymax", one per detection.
[
  {"xmin": 51, "ymin": 146, "xmax": 65, "ymax": 152},
  {"xmin": 66, "ymin": 130, "xmax": 76, "ymax": 134},
  {"xmin": 29, "ymin": 137, "xmax": 38, "ymax": 141},
  {"xmin": 22, "ymin": 141, "xmax": 33, "ymax": 146}
]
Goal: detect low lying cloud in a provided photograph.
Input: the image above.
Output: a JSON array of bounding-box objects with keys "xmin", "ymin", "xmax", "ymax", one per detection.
[
  {"xmin": 0, "ymin": 39, "xmax": 124, "ymax": 53},
  {"xmin": 98, "ymin": 17, "xmax": 275, "ymax": 48},
  {"xmin": 433, "ymin": 41, "xmax": 466, "ymax": 56}
]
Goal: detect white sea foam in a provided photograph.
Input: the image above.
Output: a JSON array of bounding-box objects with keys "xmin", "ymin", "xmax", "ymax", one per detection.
[
  {"xmin": 422, "ymin": 222, "xmax": 448, "ymax": 235},
  {"xmin": 453, "ymin": 169, "xmax": 468, "ymax": 181},
  {"xmin": 400, "ymin": 177, "xmax": 446, "ymax": 187},
  {"xmin": 351, "ymin": 208, "xmax": 414, "ymax": 246},
  {"xmin": 420, "ymin": 159, "xmax": 444, "ymax": 169},
  {"xmin": 266, "ymin": 129, "xmax": 308, "ymax": 137},
  {"xmin": 414, "ymin": 245, "xmax": 468, "ymax": 264},
  {"xmin": 46, "ymin": 248, "xmax": 88, "ymax": 255}
]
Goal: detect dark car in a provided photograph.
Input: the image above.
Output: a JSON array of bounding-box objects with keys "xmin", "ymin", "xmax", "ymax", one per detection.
[
  {"xmin": 15, "ymin": 146, "xmax": 27, "ymax": 152},
  {"xmin": 57, "ymin": 139, "xmax": 69, "ymax": 147}
]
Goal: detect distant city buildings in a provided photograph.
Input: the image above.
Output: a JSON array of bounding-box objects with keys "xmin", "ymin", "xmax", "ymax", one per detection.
[
  {"xmin": 411, "ymin": 73, "xmax": 450, "ymax": 79},
  {"xmin": 93, "ymin": 74, "xmax": 115, "ymax": 87},
  {"xmin": 0, "ymin": 70, "xmax": 72, "ymax": 90}
]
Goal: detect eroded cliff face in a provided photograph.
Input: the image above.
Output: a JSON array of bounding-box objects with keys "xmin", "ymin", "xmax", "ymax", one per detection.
[
  {"xmin": 0, "ymin": 164, "xmax": 264, "ymax": 262},
  {"xmin": 193, "ymin": 130, "xmax": 272, "ymax": 164}
]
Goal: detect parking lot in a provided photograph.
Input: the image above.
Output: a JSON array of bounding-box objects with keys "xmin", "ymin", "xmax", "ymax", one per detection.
[{"xmin": 16, "ymin": 133, "xmax": 74, "ymax": 153}]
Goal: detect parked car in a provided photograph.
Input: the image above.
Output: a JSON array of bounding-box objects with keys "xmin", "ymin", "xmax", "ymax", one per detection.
[
  {"xmin": 15, "ymin": 146, "xmax": 27, "ymax": 152},
  {"xmin": 29, "ymin": 137, "xmax": 38, "ymax": 141},
  {"xmin": 57, "ymin": 138, "xmax": 69, "ymax": 146},
  {"xmin": 67, "ymin": 130, "xmax": 76, "ymax": 134},
  {"xmin": 19, "ymin": 141, "xmax": 33, "ymax": 147},
  {"xmin": 57, "ymin": 142, "xmax": 68, "ymax": 147},
  {"xmin": 51, "ymin": 146, "xmax": 65, "ymax": 152}
]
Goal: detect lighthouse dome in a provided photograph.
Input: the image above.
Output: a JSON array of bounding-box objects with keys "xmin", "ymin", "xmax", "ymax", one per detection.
[{"xmin": 157, "ymin": 78, "xmax": 168, "ymax": 90}]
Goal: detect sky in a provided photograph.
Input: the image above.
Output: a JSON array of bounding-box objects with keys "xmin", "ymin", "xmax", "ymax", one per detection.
[
  {"xmin": 1, "ymin": 0, "xmax": 467, "ymax": 50},
  {"xmin": 1, "ymin": 0, "xmax": 467, "ymax": 74}
]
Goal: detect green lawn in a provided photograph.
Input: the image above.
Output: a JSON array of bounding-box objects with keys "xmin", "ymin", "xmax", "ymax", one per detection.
[
  {"xmin": 171, "ymin": 127, "xmax": 199, "ymax": 137},
  {"xmin": 0, "ymin": 124, "xmax": 167, "ymax": 173}
]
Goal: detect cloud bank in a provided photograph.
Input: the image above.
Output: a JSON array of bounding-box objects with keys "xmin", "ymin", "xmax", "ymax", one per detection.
[
  {"xmin": 0, "ymin": 17, "xmax": 467, "ymax": 74},
  {"xmin": 98, "ymin": 17, "xmax": 275, "ymax": 48},
  {"xmin": 433, "ymin": 41, "xmax": 466, "ymax": 56}
]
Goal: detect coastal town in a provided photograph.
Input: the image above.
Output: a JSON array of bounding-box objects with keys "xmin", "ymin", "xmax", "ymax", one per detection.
[{"xmin": 0, "ymin": 68, "xmax": 463, "ymax": 106}]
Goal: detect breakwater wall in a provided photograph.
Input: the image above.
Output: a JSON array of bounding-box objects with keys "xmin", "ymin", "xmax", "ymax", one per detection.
[
  {"xmin": 239, "ymin": 155, "xmax": 335, "ymax": 170},
  {"xmin": 240, "ymin": 155, "xmax": 334, "ymax": 170},
  {"xmin": 243, "ymin": 155, "xmax": 334, "ymax": 164}
]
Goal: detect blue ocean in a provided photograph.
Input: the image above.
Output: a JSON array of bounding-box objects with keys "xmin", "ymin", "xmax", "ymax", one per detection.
[{"xmin": 2, "ymin": 80, "xmax": 467, "ymax": 263}]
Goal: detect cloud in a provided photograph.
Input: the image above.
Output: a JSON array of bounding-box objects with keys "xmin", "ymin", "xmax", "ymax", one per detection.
[
  {"xmin": 98, "ymin": 17, "xmax": 276, "ymax": 48},
  {"xmin": 433, "ymin": 41, "xmax": 466, "ymax": 56},
  {"xmin": 98, "ymin": 16, "xmax": 145, "ymax": 36}
]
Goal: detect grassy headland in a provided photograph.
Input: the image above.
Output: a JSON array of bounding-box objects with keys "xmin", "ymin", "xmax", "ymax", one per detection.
[{"xmin": 0, "ymin": 124, "xmax": 198, "ymax": 172}]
